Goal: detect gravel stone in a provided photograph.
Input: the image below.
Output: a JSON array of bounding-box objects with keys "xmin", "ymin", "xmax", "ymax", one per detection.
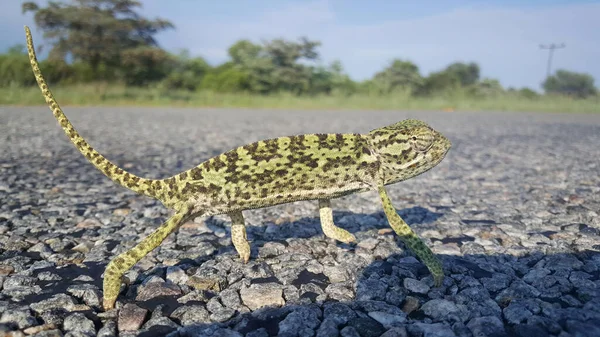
[
  {"xmin": 316, "ymin": 318, "xmax": 339, "ymax": 337},
  {"xmin": 367, "ymin": 311, "xmax": 406, "ymax": 329},
  {"xmin": 380, "ymin": 327, "xmax": 408, "ymax": 337},
  {"xmin": 63, "ymin": 313, "xmax": 95, "ymax": 336},
  {"xmin": 323, "ymin": 302, "xmax": 357, "ymax": 325},
  {"xmin": 340, "ymin": 326, "xmax": 361, "ymax": 337},
  {"xmin": 0, "ymin": 309, "xmax": 38, "ymax": 329},
  {"xmin": 240, "ymin": 283, "xmax": 285, "ymax": 310},
  {"xmin": 356, "ymin": 278, "xmax": 387, "ymax": 301},
  {"xmin": 467, "ymin": 316, "xmax": 506, "ymax": 337},
  {"xmin": 408, "ymin": 323, "xmax": 456, "ymax": 337},
  {"xmin": 421, "ymin": 299, "xmax": 468, "ymax": 322},
  {"xmin": 170, "ymin": 305, "xmax": 210, "ymax": 325},
  {"xmin": 278, "ymin": 307, "xmax": 321, "ymax": 337},
  {"xmin": 135, "ymin": 281, "xmax": 182, "ymax": 302},
  {"xmin": 347, "ymin": 317, "xmax": 386, "ymax": 337},
  {"xmin": 117, "ymin": 303, "xmax": 148, "ymax": 332},
  {"xmin": 403, "ymin": 278, "xmax": 430, "ymax": 294}
]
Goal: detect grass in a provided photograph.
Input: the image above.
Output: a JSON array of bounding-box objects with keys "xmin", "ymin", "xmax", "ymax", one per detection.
[{"xmin": 1, "ymin": 83, "xmax": 598, "ymax": 113}]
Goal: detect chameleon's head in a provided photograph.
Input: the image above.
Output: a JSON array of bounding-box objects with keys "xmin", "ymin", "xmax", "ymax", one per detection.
[{"xmin": 368, "ymin": 119, "xmax": 451, "ymax": 185}]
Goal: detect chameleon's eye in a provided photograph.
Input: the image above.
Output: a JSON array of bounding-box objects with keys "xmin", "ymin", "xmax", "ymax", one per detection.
[{"xmin": 409, "ymin": 130, "xmax": 434, "ymax": 152}]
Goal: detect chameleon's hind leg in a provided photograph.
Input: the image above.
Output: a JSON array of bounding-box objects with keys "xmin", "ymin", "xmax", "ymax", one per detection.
[
  {"xmin": 318, "ymin": 199, "xmax": 356, "ymax": 243},
  {"xmin": 229, "ymin": 211, "xmax": 250, "ymax": 263},
  {"xmin": 378, "ymin": 186, "xmax": 444, "ymax": 286},
  {"xmin": 103, "ymin": 205, "xmax": 193, "ymax": 310}
]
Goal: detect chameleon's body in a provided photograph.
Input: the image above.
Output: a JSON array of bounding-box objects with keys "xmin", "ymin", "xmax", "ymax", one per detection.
[{"xmin": 24, "ymin": 26, "xmax": 452, "ymax": 311}]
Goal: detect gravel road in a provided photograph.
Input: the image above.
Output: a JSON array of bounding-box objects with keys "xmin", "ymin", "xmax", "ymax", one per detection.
[{"xmin": 1, "ymin": 107, "xmax": 599, "ymax": 337}]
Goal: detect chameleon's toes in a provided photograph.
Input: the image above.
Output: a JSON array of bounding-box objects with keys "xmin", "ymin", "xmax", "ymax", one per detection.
[
  {"xmin": 340, "ymin": 233, "xmax": 356, "ymax": 244},
  {"xmin": 432, "ymin": 273, "xmax": 444, "ymax": 287},
  {"xmin": 240, "ymin": 251, "xmax": 250, "ymax": 264},
  {"xmin": 102, "ymin": 297, "xmax": 116, "ymax": 311}
]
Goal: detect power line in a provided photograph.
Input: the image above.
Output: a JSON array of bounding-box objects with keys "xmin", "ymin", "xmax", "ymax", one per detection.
[{"xmin": 539, "ymin": 43, "xmax": 565, "ymax": 78}]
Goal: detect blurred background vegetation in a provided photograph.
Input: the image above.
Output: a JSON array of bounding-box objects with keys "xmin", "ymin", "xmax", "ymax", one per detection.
[{"xmin": 1, "ymin": 0, "xmax": 598, "ymax": 112}]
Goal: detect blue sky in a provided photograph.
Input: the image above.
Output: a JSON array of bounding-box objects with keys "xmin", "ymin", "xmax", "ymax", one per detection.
[{"xmin": 2, "ymin": 0, "xmax": 599, "ymax": 90}]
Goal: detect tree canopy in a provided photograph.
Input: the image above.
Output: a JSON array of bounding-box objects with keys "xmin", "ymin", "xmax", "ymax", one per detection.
[
  {"xmin": 542, "ymin": 69, "xmax": 596, "ymax": 98},
  {"xmin": 22, "ymin": 0, "xmax": 173, "ymax": 81}
]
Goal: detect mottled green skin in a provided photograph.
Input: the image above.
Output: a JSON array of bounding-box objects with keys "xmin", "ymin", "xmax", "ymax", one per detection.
[{"xmin": 25, "ymin": 26, "xmax": 451, "ymax": 311}]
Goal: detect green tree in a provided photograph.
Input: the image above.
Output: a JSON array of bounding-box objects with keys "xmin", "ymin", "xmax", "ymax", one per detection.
[
  {"xmin": 416, "ymin": 70, "xmax": 461, "ymax": 96},
  {"xmin": 227, "ymin": 37, "xmax": 321, "ymax": 94},
  {"xmin": 468, "ymin": 78, "xmax": 503, "ymax": 97},
  {"xmin": 0, "ymin": 45, "xmax": 35, "ymax": 87},
  {"xmin": 327, "ymin": 60, "xmax": 356, "ymax": 95},
  {"xmin": 161, "ymin": 49, "xmax": 211, "ymax": 90},
  {"xmin": 517, "ymin": 87, "xmax": 539, "ymax": 99},
  {"xmin": 444, "ymin": 62, "xmax": 480, "ymax": 86},
  {"xmin": 228, "ymin": 40, "xmax": 261, "ymax": 65},
  {"xmin": 373, "ymin": 59, "xmax": 422, "ymax": 93},
  {"xmin": 201, "ymin": 62, "xmax": 249, "ymax": 93},
  {"xmin": 542, "ymin": 69, "xmax": 596, "ymax": 98},
  {"xmin": 23, "ymin": 0, "xmax": 173, "ymax": 80}
]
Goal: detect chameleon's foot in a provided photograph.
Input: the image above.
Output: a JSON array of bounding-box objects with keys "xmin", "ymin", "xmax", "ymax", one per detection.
[
  {"xmin": 318, "ymin": 199, "xmax": 356, "ymax": 244},
  {"xmin": 102, "ymin": 261, "xmax": 122, "ymax": 311},
  {"xmin": 330, "ymin": 229, "xmax": 356, "ymax": 244},
  {"xmin": 103, "ymin": 297, "xmax": 117, "ymax": 311},
  {"xmin": 231, "ymin": 223, "xmax": 251, "ymax": 263},
  {"xmin": 432, "ymin": 272, "xmax": 444, "ymax": 287}
]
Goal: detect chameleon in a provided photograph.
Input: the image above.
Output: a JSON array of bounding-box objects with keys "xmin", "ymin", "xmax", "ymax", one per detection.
[{"xmin": 24, "ymin": 26, "xmax": 452, "ymax": 311}]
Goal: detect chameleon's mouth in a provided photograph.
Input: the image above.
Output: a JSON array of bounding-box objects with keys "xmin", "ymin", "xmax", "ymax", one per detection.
[{"xmin": 428, "ymin": 132, "xmax": 452, "ymax": 167}]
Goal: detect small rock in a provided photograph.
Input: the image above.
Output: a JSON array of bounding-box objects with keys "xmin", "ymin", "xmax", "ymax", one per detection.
[
  {"xmin": 117, "ymin": 303, "xmax": 148, "ymax": 332},
  {"xmin": 403, "ymin": 278, "xmax": 430, "ymax": 294},
  {"xmin": 63, "ymin": 313, "xmax": 96, "ymax": 336},
  {"xmin": 220, "ymin": 289, "xmax": 242, "ymax": 309},
  {"xmin": 356, "ymin": 279, "xmax": 387, "ymax": 301},
  {"xmin": 278, "ymin": 307, "xmax": 321, "ymax": 337},
  {"xmin": 348, "ymin": 317, "xmax": 385, "ymax": 337},
  {"xmin": 140, "ymin": 317, "xmax": 178, "ymax": 336},
  {"xmin": 421, "ymin": 299, "xmax": 465, "ymax": 322},
  {"xmin": 0, "ymin": 264, "xmax": 14, "ymax": 276},
  {"xmin": 210, "ymin": 308, "xmax": 236, "ymax": 322},
  {"xmin": 340, "ymin": 326, "xmax": 361, "ymax": 337},
  {"xmin": 323, "ymin": 302, "xmax": 357, "ymax": 325},
  {"xmin": 0, "ymin": 309, "xmax": 38, "ymax": 329},
  {"xmin": 30, "ymin": 294, "xmax": 77, "ymax": 313},
  {"xmin": 503, "ymin": 302, "xmax": 533, "ymax": 324},
  {"xmin": 240, "ymin": 283, "xmax": 285, "ymax": 310},
  {"xmin": 514, "ymin": 324, "xmax": 550, "ymax": 337},
  {"xmin": 402, "ymin": 296, "xmax": 420, "ymax": 315},
  {"xmin": 368, "ymin": 311, "xmax": 406, "ymax": 329},
  {"xmin": 166, "ymin": 266, "xmax": 189, "ymax": 285},
  {"xmin": 467, "ymin": 316, "xmax": 505, "ymax": 337},
  {"xmin": 380, "ymin": 327, "xmax": 408, "ymax": 337},
  {"xmin": 409, "ymin": 322, "xmax": 456, "ymax": 337},
  {"xmin": 22, "ymin": 324, "xmax": 57, "ymax": 335},
  {"xmin": 316, "ymin": 318, "xmax": 339, "ymax": 337},
  {"xmin": 325, "ymin": 284, "xmax": 354, "ymax": 302},
  {"xmin": 170, "ymin": 305, "xmax": 210, "ymax": 326},
  {"xmin": 135, "ymin": 282, "xmax": 182, "ymax": 302},
  {"xmin": 247, "ymin": 328, "xmax": 270, "ymax": 337}
]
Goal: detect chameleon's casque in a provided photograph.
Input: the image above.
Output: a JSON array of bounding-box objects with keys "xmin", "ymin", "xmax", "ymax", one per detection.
[{"xmin": 24, "ymin": 26, "xmax": 451, "ymax": 311}]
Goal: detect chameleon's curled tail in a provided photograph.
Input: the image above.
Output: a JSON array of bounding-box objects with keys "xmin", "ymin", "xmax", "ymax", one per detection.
[{"xmin": 24, "ymin": 26, "xmax": 163, "ymax": 200}]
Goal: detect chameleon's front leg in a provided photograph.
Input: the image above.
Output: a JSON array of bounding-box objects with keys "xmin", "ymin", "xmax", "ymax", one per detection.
[
  {"xmin": 318, "ymin": 199, "xmax": 356, "ymax": 243},
  {"xmin": 103, "ymin": 207, "xmax": 192, "ymax": 310},
  {"xmin": 378, "ymin": 186, "xmax": 444, "ymax": 286},
  {"xmin": 229, "ymin": 211, "xmax": 250, "ymax": 263}
]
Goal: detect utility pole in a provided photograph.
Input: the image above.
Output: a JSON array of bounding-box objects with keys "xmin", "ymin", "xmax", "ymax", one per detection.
[{"xmin": 539, "ymin": 43, "xmax": 565, "ymax": 78}]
